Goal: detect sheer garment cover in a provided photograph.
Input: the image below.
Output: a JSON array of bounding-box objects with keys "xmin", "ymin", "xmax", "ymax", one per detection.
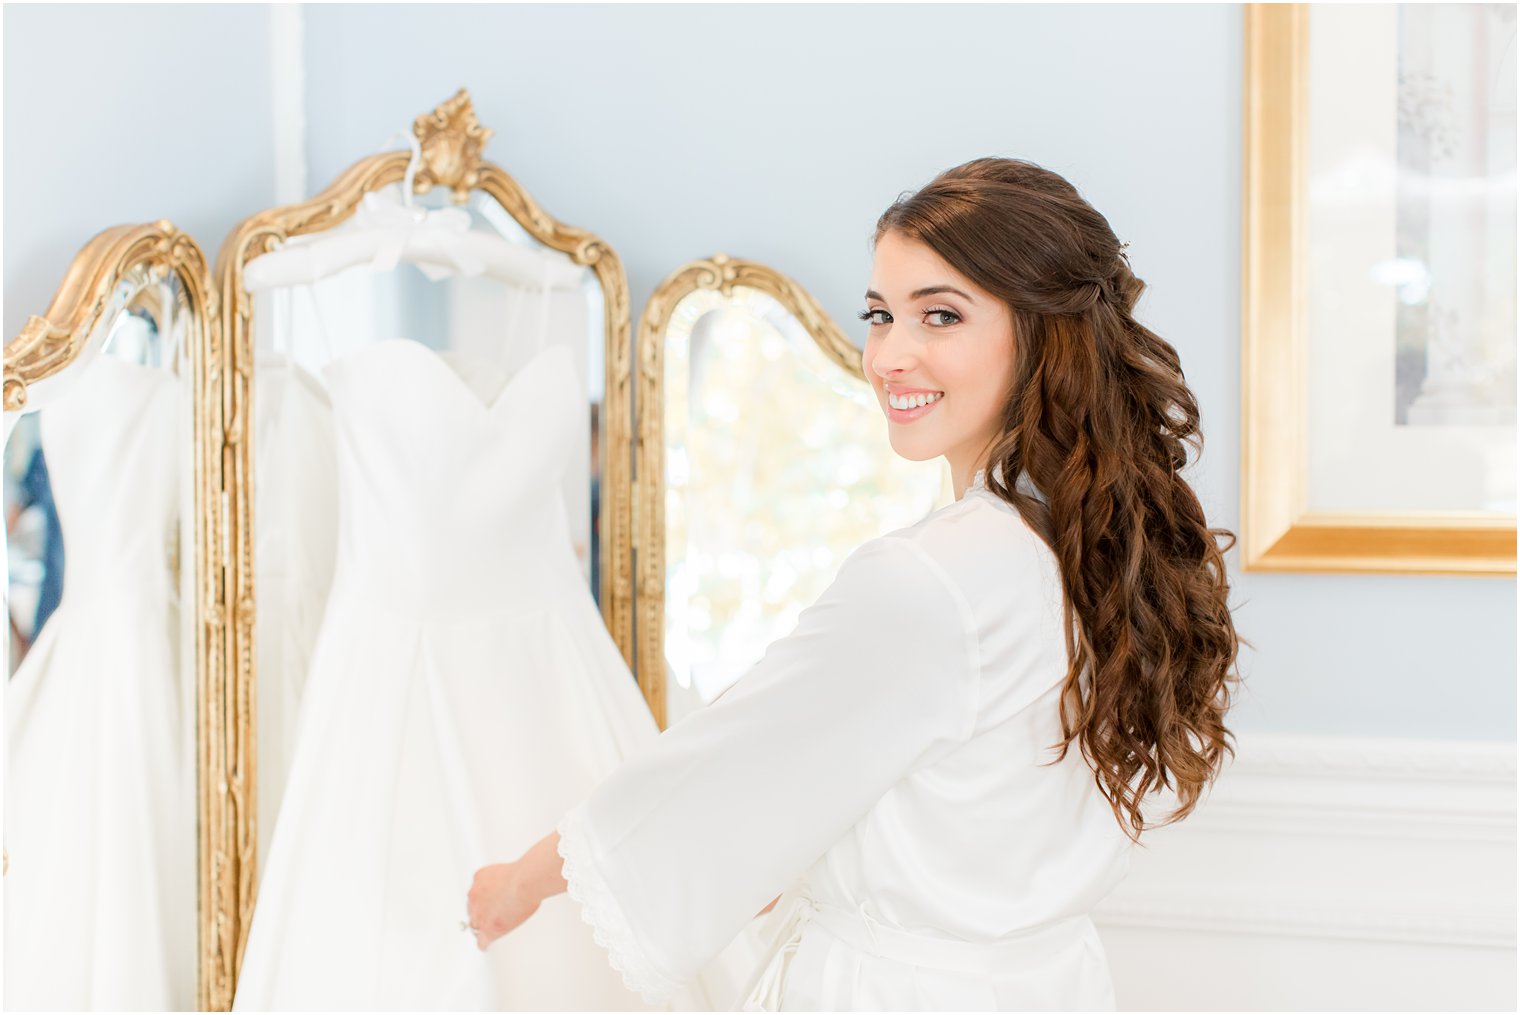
[
  {"xmin": 252, "ymin": 353, "xmax": 338, "ymax": 863},
  {"xmin": 556, "ymin": 479, "xmax": 1136, "ymax": 1010}
]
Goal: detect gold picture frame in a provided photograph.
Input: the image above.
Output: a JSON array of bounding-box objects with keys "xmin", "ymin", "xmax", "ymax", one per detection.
[
  {"xmin": 1241, "ymin": 4, "xmax": 1516, "ymax": 576},
  {"xmin": 632, "ymin": 254, "xmax": 863, "ymax": 728}
]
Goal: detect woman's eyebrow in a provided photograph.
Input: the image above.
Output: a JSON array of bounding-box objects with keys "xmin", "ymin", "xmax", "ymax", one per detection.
[
  {"xmin": 863, "ymin": 286, "xmax": 975, "ymax": 302},
  {"xmin": 911, "ymin": 285, "xmax": 974, "ymax": 302}
]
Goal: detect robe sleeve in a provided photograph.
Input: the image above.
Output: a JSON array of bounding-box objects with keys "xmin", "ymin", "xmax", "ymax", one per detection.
[{"xmin": 554, "ymin": 534, "xmax": 981, "ymax": 1003}]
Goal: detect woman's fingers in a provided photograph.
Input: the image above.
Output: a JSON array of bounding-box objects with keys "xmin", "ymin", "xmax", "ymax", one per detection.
[
  {"xmin": 466, "ymin": 875, "xmax": 485, "ymax": 932},
  {"xmin": 476, "ymin": 915, "xmax": 510, "ymax": 950},
  {"xmin": 467, "ymin": 863, "xmax": 523, "ymax": 951}
]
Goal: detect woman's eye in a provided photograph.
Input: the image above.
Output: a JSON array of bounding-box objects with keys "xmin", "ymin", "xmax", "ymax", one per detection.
[
  {"xmin": 857, "ymin": 308, "xmax": 892, "ymax": 326},
  {"xmin": 924, "ymin": 308, "xmax": 961, "ymax": 327}
]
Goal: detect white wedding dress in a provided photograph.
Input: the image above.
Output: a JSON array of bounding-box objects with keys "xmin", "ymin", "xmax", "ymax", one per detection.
[
  {"xmin": 252, "ymin": 351, "xmax": 339, "ymax": 863},
  {"xmin": 232, "ymin": 337, "xmax": 683, "ymax": 1010},
  {"xmin": 5, "ymin": 354, "xmax": 196, "ymax": 1010}
]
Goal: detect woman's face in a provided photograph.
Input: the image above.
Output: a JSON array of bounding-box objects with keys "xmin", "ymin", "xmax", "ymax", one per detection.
[{"xmin": 862, "ymin": 230, "xmax": 1017, "ymax": 484}]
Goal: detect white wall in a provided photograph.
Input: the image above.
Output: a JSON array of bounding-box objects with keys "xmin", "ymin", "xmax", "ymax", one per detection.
[
  {"xmin": 1094, "ymin": 732, "xmax": 1515, "ymax": 1010},
  {"xmin": 2, "ymin": 4, "xmax": 278, "ymax": 341},
  {"xmin": 293, "ymin": 2, "xmax": 1515, "ymax": 742}
]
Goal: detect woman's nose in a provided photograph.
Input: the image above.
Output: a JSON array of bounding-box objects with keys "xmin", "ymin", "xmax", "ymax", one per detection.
[{"xmin": 868, "ymin": 331, "xmax": 916, "ymax": 381}]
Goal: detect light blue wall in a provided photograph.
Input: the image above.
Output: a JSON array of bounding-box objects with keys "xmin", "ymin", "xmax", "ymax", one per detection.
[
  {"xmin": 5, "ymin": 4, "xmax": 1514, "ymax": 740},
  {"xmin": 2, "ymin": 3, "xmax": 277, "ymax": 341},
  {"xmin": 299, "ymin": 3, "xmax": 1516, "ymax": 741}
]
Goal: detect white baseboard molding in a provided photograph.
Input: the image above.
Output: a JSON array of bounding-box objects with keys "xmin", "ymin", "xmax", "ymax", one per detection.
[
  {"xmin": 1091, "ymin": 732, "xmax": 1516, "ymax": 1010},
  {"xmin": 1098, "ymin": 888, "xmax": 1513, "ymax": 949}
]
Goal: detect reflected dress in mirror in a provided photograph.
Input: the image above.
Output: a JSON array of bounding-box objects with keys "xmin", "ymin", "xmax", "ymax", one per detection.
[
  {"xmin": 4, "ymin": 354, "xmax": 195, "ymax": 1009},
  {"xmin": 232, "ymin": 338, "xmax": 662, "ymax": 1010}
]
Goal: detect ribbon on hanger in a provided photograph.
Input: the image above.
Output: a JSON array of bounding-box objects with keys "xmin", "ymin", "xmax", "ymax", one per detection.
[
  {"xmin": 351, "ymin": 190, "xmax": 485, "ymax": 281},
  {"xmin": 358, "ymin": 128, "xmax": 482, "ymax": 281}
]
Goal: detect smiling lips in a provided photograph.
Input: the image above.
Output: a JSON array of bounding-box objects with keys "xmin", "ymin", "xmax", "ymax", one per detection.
[
  {"xmin": 887, "ymin": 390, "xmax": 942, "ymax": 410},
  {"xmin": 883, "ymin": 386, "xmax": 945, "ymax": 422}
]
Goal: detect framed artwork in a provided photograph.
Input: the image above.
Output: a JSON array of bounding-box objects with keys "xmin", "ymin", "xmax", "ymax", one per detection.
[{"xmin": 1243, "ymin": 3, "xmax": 1516, "ymax": 575}]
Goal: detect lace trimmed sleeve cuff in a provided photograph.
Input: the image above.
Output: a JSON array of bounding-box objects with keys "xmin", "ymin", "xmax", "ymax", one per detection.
[{"xmin": 555, "ymin": 805, "xmax": 683, "ymax": 1006}]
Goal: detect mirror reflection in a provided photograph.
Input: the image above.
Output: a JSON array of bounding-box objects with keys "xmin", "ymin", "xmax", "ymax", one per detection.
[
  {"xmin": 3, "ymin": 271, "xmax": 198, "ymax": 1009},
  {"xmin": 661, "ymin": 283, "xmax": 951, "ymax": 727}
]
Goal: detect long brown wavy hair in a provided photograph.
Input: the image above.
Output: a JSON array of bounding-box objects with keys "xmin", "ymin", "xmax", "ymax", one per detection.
[{"xmin": 877, "ymin": 158, "xmax": 1245, "ymax": 843}]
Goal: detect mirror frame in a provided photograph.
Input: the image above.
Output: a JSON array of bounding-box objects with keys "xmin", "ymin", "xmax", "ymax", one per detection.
[
  {"xmin": 2, "ymin": 221, "xmax": 225, "ymax": 1010},
  {"xmin": 632, "ymin": 254, "xmax": 863, "ymax": 729},
  {"xmin": 209, "ymin": 89, "xmax": 635, "ymax": 1001}
]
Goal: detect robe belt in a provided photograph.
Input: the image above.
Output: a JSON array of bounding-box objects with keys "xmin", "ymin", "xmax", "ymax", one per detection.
[{"xmin": 740, "ymin": 885, "xmax": 1096, "ymax": 1011}]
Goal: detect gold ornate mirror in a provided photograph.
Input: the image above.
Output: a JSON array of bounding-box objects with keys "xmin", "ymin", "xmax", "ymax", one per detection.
[
  {"xmin": 210, "ymin": 90, "xmax": 635, "ymax": 1008},
  {"xmin": 2, "ymin": 222, "xmax": 222, "ymax": 1009},
  {"xmin": 634, "ymin": 255, "xmax": 952, "ymax": 729}
]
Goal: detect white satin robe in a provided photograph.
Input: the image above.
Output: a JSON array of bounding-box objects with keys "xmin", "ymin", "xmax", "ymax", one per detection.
[{"xmin": 556, "ymin": 470, "xmax": 1136, "ymax": 1010}]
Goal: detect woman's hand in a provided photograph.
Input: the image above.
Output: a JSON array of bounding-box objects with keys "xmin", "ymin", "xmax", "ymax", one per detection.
[
  {"xmin": 467, "ymin": 831, "xmax": 568, "ymax": 951},
  {"xmin": 467, "ymin": 861, "xmax": 539, "ymax": 950}
]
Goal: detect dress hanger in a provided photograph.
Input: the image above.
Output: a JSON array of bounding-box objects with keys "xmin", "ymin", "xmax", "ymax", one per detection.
[{"xmin": 242, "ymin": 131, "xmax": 586, "ymax": 293}]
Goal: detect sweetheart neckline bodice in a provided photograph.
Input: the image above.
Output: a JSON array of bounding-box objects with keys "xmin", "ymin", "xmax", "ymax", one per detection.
[{"xmin": 320, "ymin": 336, "xmax": 571, "ymax": 417}]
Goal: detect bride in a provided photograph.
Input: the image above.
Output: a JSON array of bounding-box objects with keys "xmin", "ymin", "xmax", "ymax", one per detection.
[{"xmin": 468, "ymin": 157, "xmax": 1244, "ymax": 1012}]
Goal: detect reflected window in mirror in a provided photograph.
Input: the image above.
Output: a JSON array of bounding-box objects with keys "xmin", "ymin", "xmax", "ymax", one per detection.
[
  {"xmin": 4, "ymin": 410, "xmax": 60, "ymax": 673},
  {"xmin": 662, "ymin": 284, "xmax": 952, "ymax": 727}
]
